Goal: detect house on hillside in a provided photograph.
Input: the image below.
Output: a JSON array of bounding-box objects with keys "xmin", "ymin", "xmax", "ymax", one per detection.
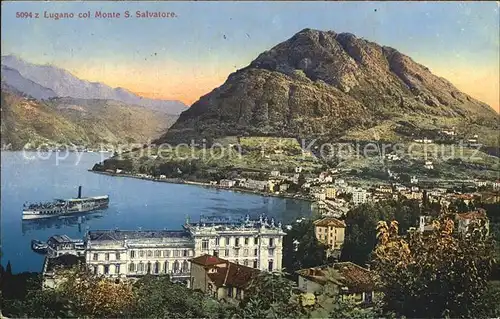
[
  {"xmin": 189, "ymin": 254, "xmax": 260, "ymax": 301},
  {"xmin": 313, "ymin": 217, "xmax": 346, "ymax": 255},
  {"xmin": 296, "ymin": 262, "xmax": 378, "ymax": 304},
  {"xmin": 455, "ymin": 209, "xmax": 489, "ymax": 235}
]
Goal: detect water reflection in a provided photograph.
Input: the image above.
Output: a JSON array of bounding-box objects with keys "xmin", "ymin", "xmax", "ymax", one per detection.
[{"xmin": 21, "ymin": 213, "xmax": 103, "ymax": 234}]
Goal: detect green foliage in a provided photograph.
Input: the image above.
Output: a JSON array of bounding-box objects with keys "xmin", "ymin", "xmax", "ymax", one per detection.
[
  {"xmin": 131, "ymin": 275, "xmax": 224, "ymax": 318},
  {"xmin": 282, "ymin": 219, "xmax": 328, "ymax": 274},
  {"xmin": 340, "ymin": 200, "xmax": 421, "ymax": 266},
  {"xmin": 373, "ymin": 217, "xmax": 496, "ymax": 318},
  {"xmin": 237, "ymin": 272, "xmax": 304, "ymax": 319}
]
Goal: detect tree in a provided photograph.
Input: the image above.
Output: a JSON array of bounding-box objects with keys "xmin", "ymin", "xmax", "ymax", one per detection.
[
  {"xmin": 373, "ymin": 216, "xmax": 495, "ymax": 318},
  {"xmin": 238, "ymin": 272, "xmax": 304, "ymax": 318},
  {"xmin": 131, "ymin": 275, "xmax": 223, "ymax": 318},
  {"xmin": 282, "ymin": 219, "xmax": 328, "ymax": 274},
  {"xmin": 340, "ymin": 200, "xmax": 420, "ymax": 266},
  {"xmin": 5, "ymin": 261, "xmax": 12, "ymax": 276},
  {"xmin": 54, "ymin": 265, "xmax": 136, "ymax": 318},
  {"xmin": 307, "ymin": 268, "xmax": 381, "ymax": 319}
]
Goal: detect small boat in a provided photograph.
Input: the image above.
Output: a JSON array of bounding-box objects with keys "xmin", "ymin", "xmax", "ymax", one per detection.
[{"xmin": 31, "ymin": 239, "xmax": 48, "ymax": 254}]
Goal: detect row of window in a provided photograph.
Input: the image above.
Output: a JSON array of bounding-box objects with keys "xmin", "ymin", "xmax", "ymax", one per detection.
[
  {"xmin": 318, "ymin": 227, "xmax": 338, "ymax": 233},
  {"xmin": 212, "ymin": 248, "xmax": 274, "ymax": 258},
  {"xmin": 202, "ymin": 237, "xmax": 277, "ymax": 250},
  {"xmin": 130, "ymin": 249, "xmax": 191, "ymax": 259},
  {"xmin": 92, "ymin": 252, "xmax": 121, "ymax": 261},
  {"xmin": 128, "ymin": 260, "xmax": 189, "ymax": 274}
]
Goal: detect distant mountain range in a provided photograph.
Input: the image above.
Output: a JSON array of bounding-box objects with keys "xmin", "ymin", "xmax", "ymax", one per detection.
[
  {"xmin": 1, "ymin": 55, "xmax": 187, "ymax": 115},
  {"xmin": 1, "ymin": 88, "xmax": 177, "ymax": 150},
  {"xmin": 160, "ymin": 28, "xmax": 498, "ymax": 147},
  {"xmin": 0, "ymin": 55, "xmax": 185, "ymax": 149}
]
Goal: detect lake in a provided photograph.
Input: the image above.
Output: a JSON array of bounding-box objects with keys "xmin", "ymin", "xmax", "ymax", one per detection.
[{"xmin": 0, "ymin": 151, "xmax": 312, "ymax": 273}]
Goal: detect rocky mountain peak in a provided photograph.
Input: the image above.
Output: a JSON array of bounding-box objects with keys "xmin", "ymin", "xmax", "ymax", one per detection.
[{"xmin": 159, "ymin": 29, "xmax": 497, "ymax": 145}]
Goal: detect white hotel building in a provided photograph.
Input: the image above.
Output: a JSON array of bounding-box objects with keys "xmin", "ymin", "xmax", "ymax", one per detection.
[{"xmin": 83, "ymin": 215, "xmax": 286, "ymax": 283}]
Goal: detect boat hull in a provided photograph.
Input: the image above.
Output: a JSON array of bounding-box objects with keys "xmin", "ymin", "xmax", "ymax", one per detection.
[{"xmin": 23, "ymin": 197, "xmax": 109, "ymax": 220}]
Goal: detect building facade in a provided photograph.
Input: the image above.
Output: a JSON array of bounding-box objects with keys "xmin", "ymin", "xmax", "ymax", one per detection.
[
  {"xmin": 185, "ymin": 215, "xmax": 286, "ymax": 272},
  {"xmin": 85, "ymin": 230, "xmax": 195, "ymax": 282},
  {"xmin": 73, "ymin": 216, "xmax": 285, "ymax": 282},
  {"xmin": 313, "ymin": 217, "xmax": 346, "ymax": 253}
]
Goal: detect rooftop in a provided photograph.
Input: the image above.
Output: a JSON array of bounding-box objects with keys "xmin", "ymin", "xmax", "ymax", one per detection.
[
  {"xmin": 296, "ymin": 262, "xmax": 377, "ymax": 294},
  {"xmin": 456, "ymin": 209, "xmax": 488, "ymax": 221},
  {"xmin": 191, "ymin": 254, "xmax": 260, "ymax": 289},
  {"xmin": 45, "ymin": 254, "xmax": 86, "ymax": 273},
  {"xmin": 49, "ymin": 234, "xmax": 82, "ymax": 244},
  {"xmin": 87, "ymin": 230, "xmax": 191, "ymax": 241},
  {"xmin": 313, "ymin": 217, "xmax": 346, "ymax": 228}
]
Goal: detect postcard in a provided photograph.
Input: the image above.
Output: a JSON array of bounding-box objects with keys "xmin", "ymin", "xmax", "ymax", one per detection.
[{"xmin": 1, "ymin": 1, "xmax": 499, "ymax": 318}]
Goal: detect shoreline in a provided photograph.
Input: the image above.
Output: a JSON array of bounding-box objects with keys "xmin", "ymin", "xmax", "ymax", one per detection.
[{"xmin": 89, "ymin": 170, "xmax": 315, "ymax": 202}]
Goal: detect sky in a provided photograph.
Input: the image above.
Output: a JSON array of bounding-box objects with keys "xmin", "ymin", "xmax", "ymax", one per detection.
[{"xmin": 1, "ymin": 1, "xmax": 499, "ymax": 111}]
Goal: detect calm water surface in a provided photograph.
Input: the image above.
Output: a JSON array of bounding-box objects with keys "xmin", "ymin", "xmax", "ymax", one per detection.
[{"xmin": 0, "ymin": 151, "xmax": 312, "ymax": 273}]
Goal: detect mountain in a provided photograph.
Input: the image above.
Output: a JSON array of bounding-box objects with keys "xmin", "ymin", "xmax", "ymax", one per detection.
[
  {"xmin": 160, "ymin": 28, "xmax": 498, "ymax": 145},
  {"xmin": 1, "ymin": 55, "xmax": 187, "ymax": 115},
  {"xmin": 1, "ymin": 88, "xmax": 177, "ymax": 150},
  {"xmin": 1, "ymin": 65, "xmax": 57, "ymax": 100}
]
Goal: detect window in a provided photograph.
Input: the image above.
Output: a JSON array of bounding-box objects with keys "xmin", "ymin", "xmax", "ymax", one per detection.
[
  {"xmin": 215, "ymin": 237, "xmax": 220, "ymax": 246},
  {"xmin": 243, "ymin": 260, "xmax": 249, "ymax": 266},
  {"xmin": 235, "ymin": 250, "xmax": 239, "ymax": 257},
  {"xmin": 104, "ymin": 265, "xmax": 109, "ymax": 274},
  {"xmin": 225, "ymin": 249, "xmax": 229, "ymax": 257},
  {"xmin": 268, "ymin": 248, "xmax": 274, "ymax": 256},
  {"xmin": 139, "ymin": 250, "xmax": 144, "ymax": 258},
  {"xmin": 254, "ymin": 249, "xmax": 258, "ymax": 256},
  {"xmin": 268, "ymin": 260, "xmax": 274, "ymax": 271},
  {"xmin": 243, "ymin": 249, "xmax": 249, "ymax": 257},
  {"xmin": 319, "ymin": 228, "xmax": 322, "ymax": 233},
  {"xmin": 235, "ymin": 238, "xmax": 240, "ymax": 247},
  {"xmin": 115, "ymin": 264, "xmax": 120, "ymax": 274},
  {"xmin": 93, "ymin": 253, "xmax": 98, "ymax": 261},
  {"xmin": 163, "ymin": 250, "xmax": 169, "ymax": 257},
  {"xmin": 129, "ymin": 263, "xmax": 136, "ymax": 272},
  {"xmin": 182, "ymin": 260, "xmax": 189, "ymax": 272},
  {"xmin": 254, "ymin": 237, "xmax": 258, "ymax": 245},
  {"xmin": 253, "ymin": 260, "xmax": 258, "ymax": 268},
  {"xmin": 154, "ymin": 250, "xmax": 161, "ymax": 257},
  {"xmin": 174, "ymin": 250, "xmax": 180, "ymax": 257},
  {"xmin": 183, "ymin": 250, "xmax": 188, "ymax": 257},
  {"xmin": 164, "ymin": 261, "xmax": 169, "ymax": 273},
  {"xmin": 213, "ymin": 250, "xmax": 219, "ymax": 257},
  {"xmin": 138, "ymin": 262, "xmax": 144, "ymax": 272},
  {"xmin": 226, "ymin": 237, "xmax": 230, "ymax": 246},
  {"xmin": 105, "ymin": 253, "xmax": 110, "ymax": 261},
  {"xmin": 244, "ymin": 237, "xmax": 249, "ymax": 245},
  {"xmin": 147, "ymin": 262, "xmax": 152, "ymax": 274},
  {"xmin": 269, "ymin": 238, "xmax": 274, "ymax": 247},
  {"xmin": 147, "ymin": 250, "xmax": 153, "ymax": 257},
  {"xmin": 202, "ymin": 239, "xmax": 209, "ymax": 250},
  {"xmin": 116, "ymin": 252, "xmax": 121, "ymax": 260},
  {"xmin": 154, "ymin": 261, "xmax": 160, "ymax": 274},
  {"xmin": 228, "ymin": 287, "xmax": 233, "ymax": 298},
  {"xmin": 130, "ymin": 250, "xmax": 135, "ymax": 259},
  {"xmin": 236, "ymin": 288, "xmax": 242, "ymax": 299},
  {"xmin": 173, "ymin": 260, "xmax": 180, "ymax": 273}
]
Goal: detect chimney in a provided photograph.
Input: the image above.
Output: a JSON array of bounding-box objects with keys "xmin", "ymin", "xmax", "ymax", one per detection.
[{"xmin": 78, "ymin": 186, "xmax": 82, "ymax": 199}]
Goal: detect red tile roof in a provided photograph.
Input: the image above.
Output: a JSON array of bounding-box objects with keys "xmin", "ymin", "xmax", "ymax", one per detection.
[
  {"xmin": 189, "ymin": 254, "xmax": 226, "ymax": 267},
  {"xmin": 191, "ymin": 254, "xmax": 260, "ymax": 289},
  {"xmin": 296, "ymin": 262, "xmax": 377, "ymax": 294},
  {"xmin": 207, "ymin": 262, "xmax": 260, "ymax": 289},
  {"xmin": 456, "ymin": 209, "xmax": 488, "ymax": 221}
]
